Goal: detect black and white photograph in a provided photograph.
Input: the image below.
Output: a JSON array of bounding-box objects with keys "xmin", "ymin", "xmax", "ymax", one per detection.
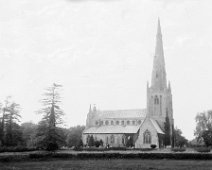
[{"xmin": 0, "ymin": 0, "xmax": 212, "ymax": 169}]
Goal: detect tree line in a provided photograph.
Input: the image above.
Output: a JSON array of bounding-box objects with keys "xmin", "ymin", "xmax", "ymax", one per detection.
[{"xmin": 0, "ymin": 83, "xmax": 84, "ymax": 151}]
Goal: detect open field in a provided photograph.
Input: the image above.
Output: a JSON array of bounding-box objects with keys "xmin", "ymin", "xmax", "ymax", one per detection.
[{"xmin": 1, "ymin": 159, "xmax": 212, "ymax": 170}]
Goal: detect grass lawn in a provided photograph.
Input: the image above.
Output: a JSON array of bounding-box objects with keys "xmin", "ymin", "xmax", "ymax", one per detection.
[{"xmin": 1, "ymin": 159, "xmax": 212, "ymax": 170}]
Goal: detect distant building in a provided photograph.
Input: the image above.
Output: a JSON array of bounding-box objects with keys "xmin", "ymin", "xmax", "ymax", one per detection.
[{"xmin": 82, "ymin": 19, "xmax": 174, "ymax": 148}]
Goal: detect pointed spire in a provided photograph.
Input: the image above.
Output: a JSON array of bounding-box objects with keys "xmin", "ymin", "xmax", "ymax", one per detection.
[
  {"xmin": 168, "ymin": 81, "xmax": 171, "ymax": 91},
  {"xmin": 151, "ymin": 18, "xmax": 167, "ymax": 90},
  {"xmin": 93, "ymin": 104, "xmax": 97, "ymax": 112},
  {"xmin": 157, "ymin": 18, "xmax": 162, "ymax": 36},
  {"xmin": 89, "ymin": 104, "xmax": 92, "ymax": 113}
]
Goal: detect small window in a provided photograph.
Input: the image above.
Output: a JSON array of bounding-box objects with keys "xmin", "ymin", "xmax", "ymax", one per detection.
[
  {"xmin": 121, "ymin": 120, "xmax": 124, "ymax": 125},
  {"xmin": 105, "ymin": 120, "xmax": 109, "ymax": 125},
  {"xmin": 132, "ymin": 120, "xmax": 135, "ymax": 125},
  {"xmin": 116, "ymin": 121, "xmax": 119, "ymax": 125},
  {"xmin": 100, "ymin": 121, "xmax": 103, "ymax": 125},
  {"xmin": 95, "ymin": 121, "xmax": 99, "ymax": 126},
  {"xmin": 138, "ymin": 120, "xmax": 142, "ymax": 124},
  {"xmin": 111, "ymin": 121, "xmax": 114, "ymax": 125},
  {"xmin": 127, "ymin": 120, "xmax": 130, "ymax": 125}
]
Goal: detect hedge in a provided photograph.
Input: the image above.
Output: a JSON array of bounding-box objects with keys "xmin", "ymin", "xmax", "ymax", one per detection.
[
  {"xmin": 171, "ymin": 148, "xmax": 186, "ymax": 152},
  {"xmin": 195, "ymin": 147, "xmax": 211, "ymax": 153},
  {"xmin": 0, "ymin": 152, "xmax": 210, "ymax": 162},
  {"xmin": 0, "ymin": 146, "xmax": 37, "ymax": 153}
]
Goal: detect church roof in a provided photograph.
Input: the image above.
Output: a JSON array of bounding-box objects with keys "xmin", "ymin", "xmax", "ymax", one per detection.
[
  {"xmin": 96, "ymin": 109, "xmax": 146, "ymax": 119},
  {"xmin": 150, "ymin": 118, "xmax": 164, "ymax": 134},
  {"xmin": 83, "ymin": 125, "xmax": 141, "ymax": 134}
]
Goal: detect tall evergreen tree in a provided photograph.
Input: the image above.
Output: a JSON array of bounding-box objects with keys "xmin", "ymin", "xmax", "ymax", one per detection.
[
  {"xmin": 164, "ymin": 113, "xmax": 171, "ymax": 146},
  {"xmin": 37, "ymin": 83, "xmax": 65, "ymax": 151}
]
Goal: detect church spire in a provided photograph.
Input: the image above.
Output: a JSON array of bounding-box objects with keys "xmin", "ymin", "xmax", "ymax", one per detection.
[{"xmin": 151, "ymin": 18, "xmax": 167, "ymax": 90}]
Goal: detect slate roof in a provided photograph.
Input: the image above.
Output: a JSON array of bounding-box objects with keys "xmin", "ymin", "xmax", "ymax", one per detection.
[
  {"xmin": 150, "ymin": 118, "xmax": 164, "ymax": 134},
  {"xmin": 96, "ymin": 109, "xmax": 146, "ymax": 119},
  {"xmin": 83, "ymin": 125, "xmax": 141, "ymax": 134}
]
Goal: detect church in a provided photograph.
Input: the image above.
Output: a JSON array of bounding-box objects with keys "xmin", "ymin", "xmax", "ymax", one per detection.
[{"xmin": 82, "ymin": 19, "xmax": 174, "ymax": 148}]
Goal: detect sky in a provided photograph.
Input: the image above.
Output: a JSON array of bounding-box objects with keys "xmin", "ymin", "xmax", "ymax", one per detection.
[{"xmin": 0, "ymin": 0, "xmax": 212, "ymax": 140}]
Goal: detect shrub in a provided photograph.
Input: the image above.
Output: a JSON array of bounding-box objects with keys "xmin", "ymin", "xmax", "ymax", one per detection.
[
  {"xmin": 108, "ymin": 147, "xmax": 127, "ymax": 151},
  {"xmin": 132, "ymin": 148, "xmax": 153, "ymax": 151},
  {"xmin": 46, "ymin": 143, "xmax": 59, "ymax": 151},
  {"xmin": 171, "ymin": 147, "xmax": 186, "ymax": 152},
  {"xmin": 151, "ymin": 144, "xmax": 157, "ymax": 149},
  {"xmin": 195, "ymin": 147, "xmax": 211, "ymax": 153},
  {"xmin": 94, "ymin": 141, "xmax": 101, "ymax": 147}
]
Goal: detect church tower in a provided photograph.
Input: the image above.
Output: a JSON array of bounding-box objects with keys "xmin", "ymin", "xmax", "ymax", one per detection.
[{"xmin": 147, "ymin": 19, "xmax": 174, "ymax": 139}]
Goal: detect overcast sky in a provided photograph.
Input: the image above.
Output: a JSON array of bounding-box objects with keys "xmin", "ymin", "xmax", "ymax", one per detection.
[{"xmin": 0, "ymin": 0, "xmax": 212, "ymax": 140}]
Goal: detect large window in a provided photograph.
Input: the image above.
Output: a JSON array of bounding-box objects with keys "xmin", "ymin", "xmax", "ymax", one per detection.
[{"xmin": 143, "ymin": 130, "xmax": 151, "ymax": 144}]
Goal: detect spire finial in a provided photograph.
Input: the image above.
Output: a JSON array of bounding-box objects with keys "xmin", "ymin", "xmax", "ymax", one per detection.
[
  {"xmin": 89, "ymin": 104, "xmax": 92, "ymax": 112},
  {"xmin": 157, "ymin": 17, "xmax": 162, "ymax": 35}
]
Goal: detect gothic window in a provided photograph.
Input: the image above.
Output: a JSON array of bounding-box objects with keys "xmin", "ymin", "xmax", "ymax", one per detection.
[
  {"xmin": 127, "ymin": 120, "xmax": 130, "ymax": 125},
  {"xmin": 122, "ymin": 135, "xmax": 125, "ymax": 145},
  {"xmin": 105, "ymin": 120, "xmax": 109, "ymax": 125},
  {"xmin": 138, "ymin": 120, "xmax": 142, "ymax": 124},
  {"xmin": 121, "ymin": 120, "xmax": 124, "ymax": 125},
  {"xmin": 143, "ymin": 130, "xmax": 151, "ymax": 144},
  {"xmin": 110, "ymin": 135, "xmax": 115, "ymax": 143},
  {"xmin": 154, "ymin": 95, "xmax": 159, "ymax": 105},
  {"xmin": 86, "ymin": 135, "xmax": 90, "ymax": 144},
  {"xmin": 111, "ymin": 121, "xmax": 114, "ymax": 125},
  {"xmin": 106, "ymin": 136, "xmax": 109, "ymax": 144},
  {"xmin": 116, "ymin": 121, "xmax": 119, "ymax": 125}
]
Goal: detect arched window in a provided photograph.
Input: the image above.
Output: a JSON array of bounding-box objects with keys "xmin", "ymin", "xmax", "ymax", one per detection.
[
  {"xmin": 138, "ymin": 120, "xmax": 142, "ymax": 124},
  {"xmin": 116, "ymin": 121, "xmax": 119, "ymax": 125},
  {"xmin": 111, "ymin": 121, "xmax": 114, "ymax": 125},
  {"xmin": 122, "ymin": 135, "xmax": 125, "ymax": 145},
  {"xmin": 106, "ymin": 136, "xmax": 109, "ymax": 144},
  {"xmin": 105, "ymin": 120, "xmax": 109, "ymax": 125},
  {"xmin": 110, "ymin": 135, "xmax": 115, "ymax": 143},
  {"xmin": 121, "ymin": 120, "xmax": 124, "ymax": 125},
  {"xmin": 154, "ymin": 95, "xmax": 159, "ymax": 105},
  {"xmin": 143, "ymin": 130, "xmax": 151, "ymax": 144},
  {"xmin": 127, "ymin": 120, "xmax": 130, "ymax": 125}
]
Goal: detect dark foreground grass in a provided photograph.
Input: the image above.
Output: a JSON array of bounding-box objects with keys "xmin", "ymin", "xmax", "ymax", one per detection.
[{"xmin": 1, "ymin": 159, "xmax": 212, "ymax": 170}]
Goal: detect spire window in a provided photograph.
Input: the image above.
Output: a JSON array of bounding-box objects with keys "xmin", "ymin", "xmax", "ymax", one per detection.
[{"xmin": 154, "ymin": 95, "xmax": 159, "ymax": 105}]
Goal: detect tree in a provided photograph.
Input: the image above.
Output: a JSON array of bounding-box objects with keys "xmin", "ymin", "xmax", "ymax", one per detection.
[
  {"xmin": 174, "ymin": 127, "xmax": 188, "ymax": 148},
  {"xmin": 164, "ymin": 113, "xmax": 171, "ymax": 146},
  {"xmin": 3, "ymin": 99, "xmax": 23, "ymax": 146},
  {"xmin": 202, "ymin": 130, "xmax": 212, "ymax": 147},
  {"xmin": 21, "ymin": 122, "xmax": 37, "ymax": 148},
  {"xmin": 67, "ymin": 125, "xmax": 85, "ymax": 147},
  {"xmin": 88, "ymin": 135, "xmax": 95, "ymax": 147},
  {"xmin": 195, "ymin": 110, "xmax": 212, "ymax": 146},
  {"xmin": 36, "ymin": 83, "xmax": 65, "ymax": 151}
]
